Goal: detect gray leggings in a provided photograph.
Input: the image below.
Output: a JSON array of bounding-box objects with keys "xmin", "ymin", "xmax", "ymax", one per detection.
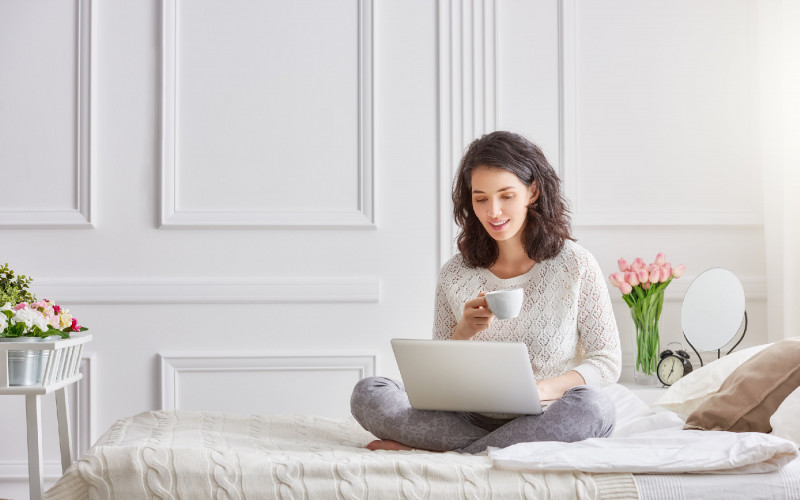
[{"xmin": 350, "ymin": 376, "xmax": 615, "ymax": 454}]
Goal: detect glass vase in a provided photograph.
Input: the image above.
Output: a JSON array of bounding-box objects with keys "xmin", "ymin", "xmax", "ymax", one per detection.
[{"xmin": 630, "ymin": 289, "xmax": 664, "ymax": 386}]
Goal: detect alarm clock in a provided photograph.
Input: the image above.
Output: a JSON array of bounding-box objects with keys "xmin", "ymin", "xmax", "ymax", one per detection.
[{"xmin": 657, "ymin": 343, "xmax": 694, "ymax": 386}]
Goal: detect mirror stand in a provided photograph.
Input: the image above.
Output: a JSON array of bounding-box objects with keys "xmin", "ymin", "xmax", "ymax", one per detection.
[{"xmin": 683, "ymin": 311, "xmax": 748, "ymax": 368}]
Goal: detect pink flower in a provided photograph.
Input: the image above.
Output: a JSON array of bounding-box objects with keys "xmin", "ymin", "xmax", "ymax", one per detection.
[
  {"xmin": 625, "ymin": 271, "xmax": 640, "ymax": 287},
  {"xmin": 70, "ymin": 318, "xmax": 81, "ymax": 332},
  {"xmin": 672, "ymin": 264, "xmax": 686, "ymax": 278},
  {"xmin": 660, "ymin": 266, "xmax": 670, "ymax": 282},
  {"xmin": 13, "ymin": 303, "xmax": 28, "ymax": 311},
  {"xmin": 53, "ymin": 304, "xmax": 62, "ymax": 314},
  {"xmin": 631, "ymin": 258, "xmax": 645, "ymax": 272},
  {"xmin": 619, "ymin": 282, "xmax": 633, "ymax": 294},
  {"xmin": 618, "ymin": 258, "xmax": 629, "ymax": 272},
  {"xmin": 649, "ymin": 268, "xmax": 661, "ymax": 283},
  {"xmin": 655, "ymin": 252, "xmax": 666, "ymax": 266},
  {"xmin": 609, "ymin": 272, "xmax": 624, "ymax": 287},
  {"xmin": 637, "ymin": 269, "xmax": 649, "ymax": 284}
]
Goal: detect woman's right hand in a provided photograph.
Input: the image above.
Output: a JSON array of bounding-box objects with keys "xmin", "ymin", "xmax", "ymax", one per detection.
[{"xmin": 451, "ymin": 292, "xmax": 495, "ymax": 340}]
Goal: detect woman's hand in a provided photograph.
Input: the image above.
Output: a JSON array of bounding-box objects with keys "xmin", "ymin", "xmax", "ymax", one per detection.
[
  {"xmin": 536, "ymin": 371, "xmax": 586, "ymax": 401},
  {"xmin": 451, "ymin": 292, "xmax": 494, "ymax": 340}
]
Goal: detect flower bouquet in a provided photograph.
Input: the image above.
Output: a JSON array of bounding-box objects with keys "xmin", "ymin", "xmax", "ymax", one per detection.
[
  {"xmin": 0, "ymin": 263, "xmax": 88, "ymax": 339},
  {"xmin": 609, "ymin": 254, "xmax": 685, "ymax": 384}
]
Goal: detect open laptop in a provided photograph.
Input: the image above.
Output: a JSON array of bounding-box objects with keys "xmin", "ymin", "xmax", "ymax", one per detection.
[{"xmin": 391, "ymin": 338, "xmax": 543, "ymax": 415}]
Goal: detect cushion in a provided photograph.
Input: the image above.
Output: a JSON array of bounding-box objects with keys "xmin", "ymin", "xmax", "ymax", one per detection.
[
  {"xmin": 653, "ymin": 342, "xmax": 773, "ymax": 418},
  {"xmin": 683, "ymin": 338, "xmax": 800, "ymax": 433}
]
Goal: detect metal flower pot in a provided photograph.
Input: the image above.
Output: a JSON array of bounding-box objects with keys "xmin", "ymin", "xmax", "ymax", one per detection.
[{"xmin": 0, "ymin": 337, "xmax": 48, "ymax": 386}]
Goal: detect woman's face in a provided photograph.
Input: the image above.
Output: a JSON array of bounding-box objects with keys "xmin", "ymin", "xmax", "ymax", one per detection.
[{"xmin": 470, "ymin": 166, "xmax": 537, "ymax": 243}]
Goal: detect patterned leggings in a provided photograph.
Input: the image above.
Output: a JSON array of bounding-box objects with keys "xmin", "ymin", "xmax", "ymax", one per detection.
[{"xmin": 350, "ymin": 376, "xmax": 615, "ymax": 454}]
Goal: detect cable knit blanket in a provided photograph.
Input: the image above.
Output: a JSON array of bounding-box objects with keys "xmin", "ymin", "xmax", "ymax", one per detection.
[{"xmin": 45, "ymin": 410, "xmax": 637, "ymax": 499}]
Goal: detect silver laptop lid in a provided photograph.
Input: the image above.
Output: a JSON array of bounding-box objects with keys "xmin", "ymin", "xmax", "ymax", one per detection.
[{"xmin": 391, "ymin": 339, "xmax": 542, "ymax": 415}]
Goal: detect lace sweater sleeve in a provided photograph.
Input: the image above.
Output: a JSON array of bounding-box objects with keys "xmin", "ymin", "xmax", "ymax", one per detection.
[
  {"xmin": 432, "ymin": 267, "xmax": 457, "ymax": 341},
  {"xmin": 572, "ymin": 251, "xmax": 622, "ymax": 386}
]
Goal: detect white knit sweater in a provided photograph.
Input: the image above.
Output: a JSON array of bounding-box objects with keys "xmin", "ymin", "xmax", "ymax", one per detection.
[{"xmin": 433, "ymin": 240, "xmax": 621, "ymax": 386}]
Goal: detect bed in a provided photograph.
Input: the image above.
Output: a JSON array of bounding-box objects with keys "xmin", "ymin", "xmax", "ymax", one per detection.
[{"xmin": 45, "ymin": 339, "xmax": 800, "ymax": 500}]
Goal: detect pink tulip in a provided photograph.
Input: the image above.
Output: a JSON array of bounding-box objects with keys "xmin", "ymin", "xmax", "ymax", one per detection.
[
  {"xmin": 609, "ymin": 272, "xmax": 624, "ymax": 287},
  {"xmin": 626, "ymin": 271, "xmax": 640, "ymax": 287},
  {"xmin": 619, "ymin": 282, "xmax": 633, "ymax": 294},
  {"xmin": 637, "ymin": 269, "xmax": 649, "ymax": 284},
  {"xmin": 631, "ymin": 258, "xmax": 645, "ymax": 272},
  {"xmin": 618, "ymin": 258, "xmax": 629, "ymax": 272},
  {"xmin": 643, "ymin": 282, "xmax": 650, "ymax": 290},
  {"xmin": 660, "ymin": 266, "xmax": 670, "ymax": 282},
  {"xmin": 672, "ymin": 264, "xmax": 686, "ymax": 278},
  {"xmin": 649, "ymin": 268, "xmax": 661, "ymax": 283},
  {"xmin": 655, "ymin": 252, "xmax": 666, "ymax": 266}
]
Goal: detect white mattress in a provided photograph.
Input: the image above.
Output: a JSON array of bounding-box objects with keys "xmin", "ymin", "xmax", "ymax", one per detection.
[{"xmin": 635, "ymin": 455, "xmax": 800, "ymax": 500}]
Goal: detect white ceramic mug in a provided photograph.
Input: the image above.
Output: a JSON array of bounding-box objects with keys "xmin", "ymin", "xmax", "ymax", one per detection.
[{"xmin": 484, "ymin": 288, "xmax": 524, "ymax": 320}]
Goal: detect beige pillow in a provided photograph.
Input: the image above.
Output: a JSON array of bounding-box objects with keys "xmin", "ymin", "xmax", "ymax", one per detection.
[{"xmin": 683, "ymin": 338, "xmax": 800, "ymax": 433}]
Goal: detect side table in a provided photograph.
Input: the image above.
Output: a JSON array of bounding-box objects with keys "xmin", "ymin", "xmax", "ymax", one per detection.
[{"xmin": 0, "ymin": 335, "xmax": 92, "ymax": 500}]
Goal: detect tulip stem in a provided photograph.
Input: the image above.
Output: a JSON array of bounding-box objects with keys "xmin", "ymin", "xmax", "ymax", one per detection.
[{"xmin": 629, "ymin": 287, "xmax": 665, "ymax": 376}]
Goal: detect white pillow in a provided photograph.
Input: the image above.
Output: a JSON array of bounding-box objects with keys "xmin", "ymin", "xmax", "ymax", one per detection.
[
  {"xmin": 653, "ymin": 342, "xmax": 772, "ymax": 418},
  {"xmin": 771, "ymin": 387, "xmax": 800, "ymax": 446},
  {"xmin": 653, "ymin": 336, "xmax": 800, "ymax": 447}
]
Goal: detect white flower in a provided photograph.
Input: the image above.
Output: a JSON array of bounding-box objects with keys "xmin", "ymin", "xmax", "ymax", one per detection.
[
  {"xmin": 0, "ymin": 314, "xmax": 7, "ymax": 332},
  {"xmin": 0, "ymin": 302, "xmax": 12, "ymax": 311},
  {"xmin": 12, "ymin": 308, "xmax": 36, "ymax": 329},
  {"xmin": 32, "ymin": 313, "xmax": 49, "ymax": 332}
]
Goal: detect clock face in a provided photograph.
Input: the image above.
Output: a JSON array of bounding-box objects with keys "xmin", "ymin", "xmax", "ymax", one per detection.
[{"xmin": 657, "ymin": 355, "xmax": 685, "ymax": 385}]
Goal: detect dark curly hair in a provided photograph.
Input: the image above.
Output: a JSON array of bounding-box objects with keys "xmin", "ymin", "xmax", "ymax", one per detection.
[{"xmin": 453, "ymin": 131, "xmax": 574, "ymax": 268}]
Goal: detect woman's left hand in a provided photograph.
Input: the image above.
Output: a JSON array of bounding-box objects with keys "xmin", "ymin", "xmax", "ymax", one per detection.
[{"xmin": 536, "ymin": 370, "xmax": 586, "ymax": 401}]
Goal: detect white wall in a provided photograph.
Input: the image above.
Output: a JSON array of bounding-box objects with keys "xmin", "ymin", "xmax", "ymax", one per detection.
[{"xmin": 0, "ymin": 0, "xmax": 794, "ymax": 496}]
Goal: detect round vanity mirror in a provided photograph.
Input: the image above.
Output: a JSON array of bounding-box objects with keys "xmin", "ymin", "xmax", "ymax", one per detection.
[{"xmin": 681, "ymin": 268, "xmax": 746, "ymax": 352}]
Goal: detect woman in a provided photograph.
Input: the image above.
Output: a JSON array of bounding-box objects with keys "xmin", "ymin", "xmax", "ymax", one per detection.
[{"xmin": 351, "ymin": 131, "xmax": 621, "ymax": 453}]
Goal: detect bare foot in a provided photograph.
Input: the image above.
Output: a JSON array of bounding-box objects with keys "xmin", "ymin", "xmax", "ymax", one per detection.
[{"xmin": 365, "ymin": 439, "xmax": 414, "ymax": 451}]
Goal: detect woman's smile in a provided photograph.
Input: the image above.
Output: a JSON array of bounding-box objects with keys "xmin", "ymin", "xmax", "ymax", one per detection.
[{"xmin": 489, "ymin": 219, "xmax": 510, "ymax": 230}]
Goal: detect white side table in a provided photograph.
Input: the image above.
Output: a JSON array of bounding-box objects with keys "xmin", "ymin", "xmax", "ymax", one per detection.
[{"xmin": 0, "ymin": 335, "xmax": 91, "ymax": 500}]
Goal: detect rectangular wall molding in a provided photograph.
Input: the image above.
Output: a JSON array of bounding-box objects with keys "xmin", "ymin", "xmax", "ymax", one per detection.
[
  {"xmin": 558, "ymin": 0, "xmax": 762, "ymax": 227},
  {"xmin": 160, "ymin": 351, "xmax": 376, "ymax": 416},
  {"xmin": 34, "ymin": 277, "xmax": 380, "ymax": 304},
  {"xmin": 160, "ymin": 0, "xmax": 374, "ymax": 229},
  {"xmin": 0, "ymin": 0, "xmax": 93, "ymax": 228}
]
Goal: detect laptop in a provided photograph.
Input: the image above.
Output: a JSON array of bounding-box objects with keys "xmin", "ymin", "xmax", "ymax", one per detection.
[{"xmin": 391, "ymin": 338, "xmax": 543, "ymax": 415}]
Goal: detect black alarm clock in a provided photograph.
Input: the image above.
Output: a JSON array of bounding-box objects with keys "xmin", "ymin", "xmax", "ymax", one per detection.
[{"xmin": 657, "ymin": 343, "xmax": 694, "ymax": 386}]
